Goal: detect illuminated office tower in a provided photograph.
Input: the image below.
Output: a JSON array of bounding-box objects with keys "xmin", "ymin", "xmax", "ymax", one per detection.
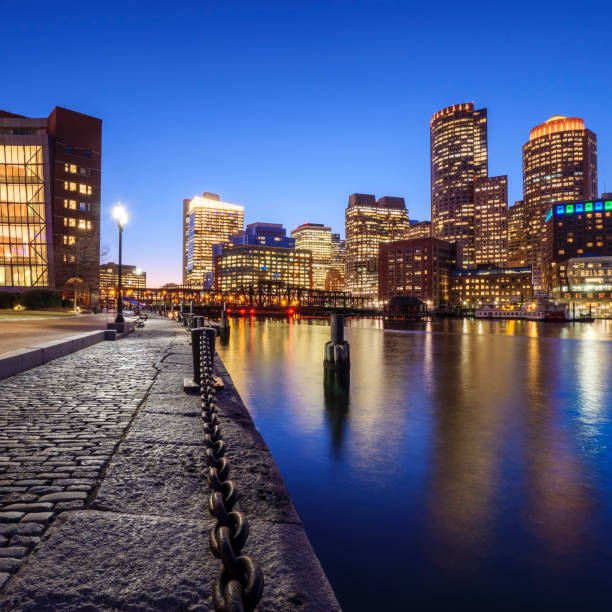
[
  {"xmin": 430, "ymin": 103, "xmax": 488, "ymax": 268},
  {"xmin": 291, "ymin": 223, "xmax": 332, "ymax": 290},
  {"xmin": 522, "ymin": 115, "xmax": 597, "ymax": 286},
  {"xmin": 326, "ymin": 233, "xmax": 346, "ymax": 290},
  {"xmin": 508, "ymin": 200, "xmax": 528, "ymax": 267},
  {"xmin": 405, "ymin": 220, "xmax": 431, "ymax": 240},
  {"xmin": 345, "ymin": 194, "xmax": 409, "ymax": 297},
  {"xmin": 0, "ymin": 107, "xmax": 101, "ymax": 304},
  {"xmin": 474, "ymin": 176, "xmax": 508, "ymax": 267},
  {"xmin": 183, "ymin": 192, "xmax": 243, "ymax": 287}
]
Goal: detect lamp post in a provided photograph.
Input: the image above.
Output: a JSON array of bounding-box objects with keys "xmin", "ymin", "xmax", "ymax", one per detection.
[{"xmin": 112, "ymin": 204, "xmax": 128, "ymax": 323}]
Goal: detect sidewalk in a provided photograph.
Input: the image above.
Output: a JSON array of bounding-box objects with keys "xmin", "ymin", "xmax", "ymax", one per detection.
[{"xmin": 0, "ymin": 318, "xmax": 339, "ymax": 610}]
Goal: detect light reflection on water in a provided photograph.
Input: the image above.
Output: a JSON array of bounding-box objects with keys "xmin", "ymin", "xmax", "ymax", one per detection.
[{"xmin": 218, "ymin": 317, "xmax": 612, "ymax": 611}]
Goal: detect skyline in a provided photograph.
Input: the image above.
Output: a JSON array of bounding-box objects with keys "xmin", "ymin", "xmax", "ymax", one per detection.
[{"xmin": 3, "ymin": 0, "xmax": 611, "ymax": 286}]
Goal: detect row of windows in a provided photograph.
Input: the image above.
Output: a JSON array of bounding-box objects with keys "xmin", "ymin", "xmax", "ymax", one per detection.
[
  {"xmin": 64, "ymin": 182, "xmax": 92, "ymax": 195},
  {"xmin": 64, "ymin": 199, "xmax": 91, "ymax": 211},
  {"xmin": 64, "ymin": 163, "xmax": 91, "ymax": 177},
  {"xmin": 64, "ymin": 145, "xmax": 92, "ymax": 159},
  {"xmin": 63, "ymin": 218, "xmax": 92, "ymax": 230}
]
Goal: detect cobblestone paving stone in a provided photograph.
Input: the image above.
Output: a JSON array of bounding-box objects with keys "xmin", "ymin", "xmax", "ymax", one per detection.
[{"xmin": 0, "ymin": 318, "xmax": 177, "ymax": 589}]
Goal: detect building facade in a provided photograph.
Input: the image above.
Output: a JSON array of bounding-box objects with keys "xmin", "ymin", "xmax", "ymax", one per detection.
[
  {"xmin": 405, "ymin": 220, "xmax": 432, "ymax": 240},
  {"xmin": 474, "ymin": 175, "xmax": 508, "ymax": 267},
  {"xmin": 549, "ymin": 256, "xmax": 612, "ymax": 317},
  {"xmin": 430, "ymin": 103, "xmax": 488, "ymax": 268},
  {"xmin": 378, "ymin": 237, "xmax": 455, "ymax": 308},
  {"xmin": 100, "ymin": 262, "xmax": 146, "ymax": 303},
  {"xmin": 345, "ymin": 193, "xmax": 409, "ymax": 297},
  {"xmin": 0, "ymin": 107, "xmax": 101, "ymax": 304},
  {"xmin": 291, "ymin": 223, "xmax": 332, "ymax": 290},
  {"xmin": 544, "ymin": 199, "xmax": 612, "ymax": 287},
  {"xmin": 213, "ymin": 244, "xmax": 312, "ymax": 292},
  {"xmin": 508, "ymin": 200, "xmax": 528, "ymax": 267},
  {"xmin": 183, "ymin": 192, "xmax": 244, "ymax": 288},
  {"xmin": 450, "ymin": 267, "xmax": 533, "ymax": 308},
  {"xmin": 326, "ymin": 233, "xmax": 346, "ymax": 291},
  {"xmin": 523, "ymin": 116, "xmax": 598, "ymax": 287}
]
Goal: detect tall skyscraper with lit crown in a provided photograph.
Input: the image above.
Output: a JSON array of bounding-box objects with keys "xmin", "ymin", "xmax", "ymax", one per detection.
[
  {"xmin": 430, "ymin": 102, "xmax": 488, "ymax": 268},
  {"xmin": 522, "ymin": 115, "xmax": 597, "ymax": 286}
]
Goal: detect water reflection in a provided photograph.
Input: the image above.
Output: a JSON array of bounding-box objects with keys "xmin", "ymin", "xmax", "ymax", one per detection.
[{"xmin": 218, "ymin": 317, "xmax": 612, "ymax": 611}]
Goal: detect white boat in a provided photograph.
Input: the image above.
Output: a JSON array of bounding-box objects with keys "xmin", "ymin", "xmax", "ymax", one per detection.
[{"xmin": 475, "ymin": 304, "xmax": 526, "ymax": 319}]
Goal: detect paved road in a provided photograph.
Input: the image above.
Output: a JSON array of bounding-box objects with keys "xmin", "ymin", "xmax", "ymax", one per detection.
[{"xmin": 0, "ymin": 314, "xmax": 114, "ymax": 354}]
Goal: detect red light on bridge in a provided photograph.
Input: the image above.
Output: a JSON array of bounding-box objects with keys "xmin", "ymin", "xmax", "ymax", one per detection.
[
  {"xmin": 226, "ymin": 308, "xmax": 232, "ymax": 314},
  {"xmin": 288, "ymin": 308, "xmax": 295, "ymax": 315},
  {"xmin": 239, "ymin": 309, "xmax": 246, "ymax": 315},
  {"xmin": 249, "ymin": 308, "xmax": 255, "ymax": 314}
]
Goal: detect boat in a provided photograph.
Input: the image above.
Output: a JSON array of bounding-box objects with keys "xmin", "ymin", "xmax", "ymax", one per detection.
[
  {"xmin": 382, "ymin": 296, "xmax": 429, "ymax": 329},
  {"xmin": 523, "ymin": 294, "xmax": 569, "ymax": 322},
  {"xmin": 475, "ymin": 304, "xmax": 526, "ymax": 319}
]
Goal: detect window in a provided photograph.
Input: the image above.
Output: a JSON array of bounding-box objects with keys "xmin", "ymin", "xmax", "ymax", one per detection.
[
  {"xmin": 79, "ymin": 202, "xmax": 89, "ymax": 211},
  {"xmin": 83, "ymin": 150, "xmax": 92, "ymax": 159},
  {"xmin": 78, "ymin": 184, "xmax": 92, "ymax": 195},
  {"xmin": 63, "ymin": 235, "xmax": 76, "ymax": 245},
  {"xmin": 65, "ymin": 145, "xmax": 74, "ymax": 155},
  {"xmin": 64, "ymin": 217, "xmax": 76, "ymax": 227},
  {"xmin": 64, "ymin": 199, "xmax": 77, "ymax": 210},
  {"xmin": 64, "ymin": 181, "xmax": 77, "ymax": 192}
]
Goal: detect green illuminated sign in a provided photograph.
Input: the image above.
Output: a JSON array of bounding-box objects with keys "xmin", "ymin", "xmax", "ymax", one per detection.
[
  {"xmin": 585, "ymin": 202, "xmax": 594, "ymax": 212},
  {"xmin": 566, "ymin": 204, "xmax": 574, "ymax": 213},
  {"xmin": 605, "ymin": 201, "xmax": 612, "ymax": 211}
]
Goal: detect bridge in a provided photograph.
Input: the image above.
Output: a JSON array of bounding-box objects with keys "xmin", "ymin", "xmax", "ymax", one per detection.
[{"xmin": 117, "ymin": 281, "xmax": 379, "ymax": 316}]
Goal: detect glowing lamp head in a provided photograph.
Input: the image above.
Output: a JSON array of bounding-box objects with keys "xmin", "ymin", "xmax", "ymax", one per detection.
[{"xmin": 112, "ymin": 203, "xmax": 128, "ymax": 228}]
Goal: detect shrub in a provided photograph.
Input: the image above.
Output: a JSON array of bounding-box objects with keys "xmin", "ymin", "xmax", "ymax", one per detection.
[
  {"xmin": 20, "ymin": 289, "xmax": 62, "ymax": 309},
  {"xmin": 0, "ymin": 292, "xmax": 20, "ymax": 309}
]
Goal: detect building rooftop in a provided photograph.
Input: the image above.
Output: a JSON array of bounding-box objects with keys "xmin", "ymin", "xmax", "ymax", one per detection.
[{"xmin": 529, "ymin": 116, "xmax": 585, "ymax": 141}]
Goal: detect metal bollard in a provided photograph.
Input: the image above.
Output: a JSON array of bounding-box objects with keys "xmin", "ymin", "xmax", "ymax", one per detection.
[
  {"xmin": 187, "ymin": 327, "xmax": 216, "ymax": 390},
  {"xmin": 324, "ymin": 314, "xmax": 350, "ymax": 371}
]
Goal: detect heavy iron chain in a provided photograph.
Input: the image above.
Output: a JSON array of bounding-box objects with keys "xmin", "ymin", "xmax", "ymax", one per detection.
[{"xmin": 199, "ymin": 330, "xmax": 264, "ymax": 611}]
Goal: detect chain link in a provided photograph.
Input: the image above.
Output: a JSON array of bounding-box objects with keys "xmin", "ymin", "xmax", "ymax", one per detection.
[{"xmin": 198, "ymin": 329, "xmax": 264, "ymax": 611}]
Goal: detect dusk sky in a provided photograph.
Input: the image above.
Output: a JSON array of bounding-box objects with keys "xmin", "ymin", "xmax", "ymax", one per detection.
[{"xmin": 3, "ymin": 0, "xmax": 611, "ymax": 285}]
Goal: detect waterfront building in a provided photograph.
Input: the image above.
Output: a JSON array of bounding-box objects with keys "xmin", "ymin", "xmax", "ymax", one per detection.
[
  {"xmin": 508, "ymin": 200, "xmax": 529, "ymax": 267},
  {"xmin": 0, "ymin": 107, "xmax": 101, "ymax": 305},
  {"xmin": 378, "ymin": 237, "xmax": 455, "ymax": 308},
  {"xmin": 345, "ymin": 193, "xmax": 410, "ymax": 297},
  {"xmin": 450, "ymin": 267, "xmax": 532, "ymax": 308},
  {"xmin": 183, "ymin": 192, "xmax": 244, "ymax": 288},
  {"xmin": 100, "ymin": 262, "xmax": 146, "ymax": 303},
  {"xmin": 291, "ymin": 223, "xmax": 332, "ymax": 290},
  {"xmin": 543, "ymin": 198, "xmax": 612, "ymax": 286},
  {"xmin": 549, "ymin": 256, "xmax": 612, "ymax": 317},
  {"xmin": 213, "ymin": 244, "xmax": 312, "ymax": 292},
  {"xmin": 522, "ymin": 116, "xmax": 598, "ymax": 287},
  {"xmin": 474, "ymin": 176, "xmax": 508, "ymax": 267},
  {"xmin": 405, "ymin": 220, "xmax": 432, "ymax": 240},
  {"xmin": 430, "ymin": 103, "xmax": 488, "ymax": 268},
  {"xmin": 236, "ymin": 222, "xmax": 295, "ymax": 248}
]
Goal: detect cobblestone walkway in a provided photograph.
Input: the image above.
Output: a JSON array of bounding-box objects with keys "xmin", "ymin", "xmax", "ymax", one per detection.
[{"xmin": 0, "ymin": 319, "xmax": 177, "ymax": 588}]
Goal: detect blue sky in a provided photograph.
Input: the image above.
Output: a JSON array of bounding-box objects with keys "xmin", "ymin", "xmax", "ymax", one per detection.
[{"xmin": 3, "ymin": 0, "xmax": 611, "ymax": 285}]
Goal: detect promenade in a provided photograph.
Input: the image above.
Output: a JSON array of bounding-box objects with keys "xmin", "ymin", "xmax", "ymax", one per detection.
[
  {"xmin": 0, "ymin": 314, "xmax": 109, "ymax": 354},
  {"xmin": 0, "ymin": 318, "xmax": 338, "ymax": 610}
]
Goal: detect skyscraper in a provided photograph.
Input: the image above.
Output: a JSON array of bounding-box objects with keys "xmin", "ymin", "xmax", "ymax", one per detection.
[
  {"xmin": 291, "ymin": 223, "xmax": 332, "ymax": 290},
  {"xmin": 522, "ymin": 115, "xmax": 597, "ymax": 286},
  {"xmin": 327, "ymin": 233, "xmax": 346, "ymax": 291},
  {"xmin": 183, "ymin": 192, "xmax": 243, "ymax": 287},
  {"xmin": 474, "ymin": 175, "xmax": 508, "ymax": 267},
  {"xmin": 508, "ymin": 200, "xmax": 528, "ymax": 267},
  {"xmin": 0, "ymin": 107, "xmax": 101, "ymax": 305},
  {"xmin": 430, "ymin": 103, "xmax": 488, "ymax": 268},
  {"xmin": 345, "ymin": 194, "xmax": 409, "ymax": 297}
]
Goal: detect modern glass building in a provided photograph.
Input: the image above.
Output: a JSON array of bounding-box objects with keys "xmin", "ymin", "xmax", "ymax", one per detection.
[
  {"xmin": 183, "ymin": 192, "xmax": 244, "ymax": 288},
  {"xmin": 474, "ymin": 175, "xmax": 508, "ymax": 267},
  {"xmin": 430, "ymin": 103, "xmax": 488, "ymax": 268},
  {"xmin": 213, "ymin": 244, "xmax": 312, "ymax": 292},
  {"xmin": 0, "ymin": 107, "xmax": 101, "ymax": 302},
  {"xmin": 345, "ymin": 194, "xmax": 409, "ymax": 297},
  {"xmin": 522, "ymin": 116, "xmax": 597, "ymax": 287},
  {"xmin": 291, "ymin": 223, "xmax": 332, "ymax": 290}
]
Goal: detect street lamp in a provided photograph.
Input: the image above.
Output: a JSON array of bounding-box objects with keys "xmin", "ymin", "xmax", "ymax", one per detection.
[{"xmin": 112, "ymin": 203, "xmax": 128, "ymax": 323}]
